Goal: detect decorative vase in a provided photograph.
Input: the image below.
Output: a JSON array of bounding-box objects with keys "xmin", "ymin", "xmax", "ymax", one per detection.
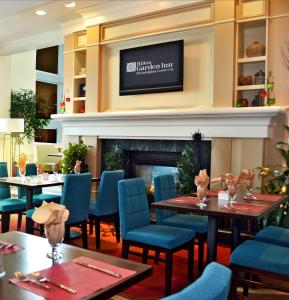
[{"xmin": 246, "ymin": 41, "xmax": 266, "ymax": 57}]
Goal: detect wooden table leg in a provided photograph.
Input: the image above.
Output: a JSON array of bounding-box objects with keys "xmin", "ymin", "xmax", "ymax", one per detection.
[
  {"xmin": 26, "ymin": 188, "xmax": 33, "ymax": 234},
  {"xmin": 207, "ymin": 216, "xmax": 218, "ymax": 263},
  {"xmin": 232, "ymin": 218, "xmax": 241, "ymax": 250}
]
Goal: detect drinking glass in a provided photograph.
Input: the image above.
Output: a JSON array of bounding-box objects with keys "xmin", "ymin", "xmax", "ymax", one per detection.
[
  {"xmin": 196, "ymin": 185, "xmax": 207, "ymax": 208},
  {"xmin": 45, "ymin": 223, "xmax": 64, "ymax": 261}
]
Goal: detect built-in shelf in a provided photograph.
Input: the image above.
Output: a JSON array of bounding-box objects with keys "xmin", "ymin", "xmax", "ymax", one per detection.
[
  {"xmin": 237, "ymin": 84, "xmax": 265, "ymax": 91},
  {"xmin": 73, "ymin": 97, "xmax": 86, "ymax": 101},
  {"xmin": 74, "ymin": 47, "xmax": 86, "ymax": 53},
  {"xmin": 74, "ymin": 74, "xmax": 86, "ymax": 79},
  {"xmin": 238, "ymin": 56, "xmax": 266, "ymax": 63}
]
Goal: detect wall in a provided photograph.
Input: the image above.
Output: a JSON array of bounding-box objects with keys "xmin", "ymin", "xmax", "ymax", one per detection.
[
  {"xmin": 101, "ymin": 28, "xmax": 214, "ymax": 111},
  {"xmin": 10, "ymin": 50, "xmax": 36, "ymax": 164}
]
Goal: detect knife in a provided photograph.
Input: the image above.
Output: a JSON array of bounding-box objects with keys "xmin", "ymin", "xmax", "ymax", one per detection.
[{"xmin": 74, "ymin": 260, "xmax": 121, "ymax": 278}]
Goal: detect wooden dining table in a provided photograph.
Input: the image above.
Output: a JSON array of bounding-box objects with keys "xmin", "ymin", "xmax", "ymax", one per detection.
[
  {"xmin": 151, "ymin": 192, "xmax": 288, "ymax": 263},
  {"xmin": 0, "ymin": 231, "xmax": 152, "ymax": 300},
  {"xmin": 0, "ymin": 175, "xmax": 100, "ymax": 234}
]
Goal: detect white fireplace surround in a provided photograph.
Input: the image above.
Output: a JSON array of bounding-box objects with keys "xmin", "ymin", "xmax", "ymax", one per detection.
[{"xmin": 52, "ymin": 106, "xmax": 287, "ymax": 140}]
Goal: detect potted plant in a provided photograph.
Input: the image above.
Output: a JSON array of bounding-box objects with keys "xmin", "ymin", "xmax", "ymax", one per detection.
[
  {"xmin": 61, "ymin": 140, "xmax": 90, "ymax": 174},
  {"xmin": 103, "ymin": 145, "xmax": 122, "ymax": 171}
]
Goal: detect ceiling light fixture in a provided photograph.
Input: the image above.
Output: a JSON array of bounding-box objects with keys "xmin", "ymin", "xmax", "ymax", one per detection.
[
  {"xmin": 65, "ymin": 2, "xmax": 76, "ymax": 8},
  {"xmin": 35, "ymin": 10, "xmax": 47, "ymax": 16}
]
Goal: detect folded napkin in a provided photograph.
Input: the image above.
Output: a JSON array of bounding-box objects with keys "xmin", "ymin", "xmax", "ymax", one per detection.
[
  {"xmin": 32, "ymin": 202, "xmax": 69, "ymax": 245},
  {"xmin": 10, "ymin": 256, "xmax": 136, "ymax": 300}
]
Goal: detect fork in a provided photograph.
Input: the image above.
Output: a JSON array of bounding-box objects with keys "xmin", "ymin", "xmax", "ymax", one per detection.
[
  {"xmin": 32, "ymin": 272, "xmax": 77, "ymax": 294},
  {"xmin": 0, "ymin": 243, "xmax": 14, "ymax": 249},
  {"xmin": 15, "ymin": 271, "xmax": 54, "ymax": 291}
]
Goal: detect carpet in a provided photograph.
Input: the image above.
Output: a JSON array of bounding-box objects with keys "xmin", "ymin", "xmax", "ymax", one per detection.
[{"xmin": 11, "ymin": 217, "xmax": 289, "ymax": 300}]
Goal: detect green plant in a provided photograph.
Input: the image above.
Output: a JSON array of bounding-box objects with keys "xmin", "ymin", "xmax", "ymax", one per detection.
[
  {"xmin": 103, "ymin": 145, "xmax": 122, "ymax": 171},
  {"xmin": 61, "ymin": 140, "xmax": 90, "ymax": 174},
  {"xmin": 258, "ymin": 124, "xmax": 289, "ymax": 227},
  {"xmin": 10, "ymin": 89, "xmax": 48, "ymax": 143},
  {"xmin": 177, "ymin": 150, "xmax": 197, "ymax": 195}
]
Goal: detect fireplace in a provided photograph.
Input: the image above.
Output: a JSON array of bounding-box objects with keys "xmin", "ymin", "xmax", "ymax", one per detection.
[{"xmin": 101, "ymin": 139, "xmax": 211, "ymax": 200}]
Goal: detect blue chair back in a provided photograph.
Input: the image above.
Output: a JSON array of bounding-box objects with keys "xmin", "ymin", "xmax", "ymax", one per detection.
[
  {"xmin": 153, "ymin": 174, "xmax": 177, "ymax": 223},
  {"xmin": 92, "ymin": 170, "xmax": 124, "ymax": 216},
  {"xmin": 118, "ymin": 178, "xmax": 150, "ymax": 240},
  {"xmin": 18, "ymin": 163, "xmax": 42, "ymax": 198},
  {"xmin": 61, "ymin": 173, "xmax": 92, "ymax": 225},
  {"xmin": 0, "ymin": 162, "xmax": 11, "ymax": 199},
  {"xmin": 162, "ymin": 262, "xmax": 232, "ymax": 300}
]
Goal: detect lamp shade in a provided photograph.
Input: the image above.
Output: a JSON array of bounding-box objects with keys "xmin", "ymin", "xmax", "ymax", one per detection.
[
  {"xmin": 8, "ymin": 118, "xmax": 24, "ymax": 133},
  {"xmin": 0, "ymin": 118, "xmax": 24, "ymax": 133}
]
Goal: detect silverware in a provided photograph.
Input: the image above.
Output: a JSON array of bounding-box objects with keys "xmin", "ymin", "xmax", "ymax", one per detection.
[
  {"xmin": 32, "ymin": 272, "xmax": 77, "ymax": 294},
  {"xmin": 0, "ymin": 242, "xmax": 15, "ymax": 249},
  {"xmin": 74, "ymin": 260, "xmax": 121, "ymax": 278},
  {"xmin": 15, "ymin": 271, "xmax": 54, "ymax": 291}
]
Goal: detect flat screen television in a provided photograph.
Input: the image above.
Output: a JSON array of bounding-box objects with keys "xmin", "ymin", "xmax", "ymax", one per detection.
[{"xmin": 119, "ymin": 40, "xmax": 184, "ymax": 95}]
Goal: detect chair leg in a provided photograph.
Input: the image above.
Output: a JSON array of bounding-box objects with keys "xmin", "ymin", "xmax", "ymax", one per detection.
[
  {"xmin": 1, "ymin": 213, "xmax": 10, "ymax": 233},
  {"xmin": 188, "ymin": 241, "xmax": 194, "ymax": 281},
  {"xmin": 95, "ymin": 216, "xmax": 101, "ymax": 249},
  {"xmin": 81, "ymin": 221, "xmax": 88, "ymax": 249},
  {"xmin": 89, "ymin": 217, "xmax": 94, "ymax": 235},
  {"xmin": 114, "ymin": 213, "xmax": 120, "ymax": 243},
  {"xmin": 229, "ymin": 266, "xmax": 238, "ymax": 300},
  {"xmin": 154, "ymin": 250, "xmax": 160, "ymax": 264},
  {"xmin": 142, "ymin": 247, "xmax": 148, "ymax": 264},
  {"xmin": 17, "ymin": 213, "xmax": 22, "ymax": 230},
  {"xmin": 198, "ymin": 233, "xmax": 205, "ymax": 276},
  {"xmin": 164, "ymin": 252, "xmax": 173, "ymax": 296},
  {"xmin": 122, "ymin": 240, "xmax": 129, "ymax": 259}
]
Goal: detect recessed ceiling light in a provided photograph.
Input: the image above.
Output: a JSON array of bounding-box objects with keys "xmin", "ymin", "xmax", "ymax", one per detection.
[
  {"xmin": 65, "ymin": 2, "xmax": 76, "ymax": 8},
  {"xmin": 35, "ymin": 10, "xmax": 47, "ymax": 16}
]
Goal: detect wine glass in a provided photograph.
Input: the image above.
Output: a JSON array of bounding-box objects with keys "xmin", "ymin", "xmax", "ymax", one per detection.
[
  {"xmin": 52, "ymin": 163, "xmax": 59, "ymax": 180},
  {"xmin": 19, "ymin": 167, "xmax": 26, "ymax": 182},
  {"xmin": 244, "ymin": 178, "xmax": 254, "ymax": 199},
  {"xmin": 45, "ymin": 223, "xmax": 64, "ymax": 261},
  {"xmin": 227, "ymin": 181, "xmax": 238, "ymax": 204},
  {"xmin": 196, "ymin": 185, "xmax": 207, "ymax": 209}
]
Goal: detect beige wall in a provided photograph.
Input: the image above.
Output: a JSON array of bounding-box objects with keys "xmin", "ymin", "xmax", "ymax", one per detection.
[
  {"xmin": 101, "ymin": 28, "xmax": 214, "ymax": 111},
  {"xmin": 11, "ymin": 50, "xmax": 36, "ymax": 92}
]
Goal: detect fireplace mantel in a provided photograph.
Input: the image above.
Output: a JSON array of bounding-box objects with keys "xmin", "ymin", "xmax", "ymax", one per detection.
[{"xmin": 52, "ymin": 106, "xmax": 287, "ymax": 140}]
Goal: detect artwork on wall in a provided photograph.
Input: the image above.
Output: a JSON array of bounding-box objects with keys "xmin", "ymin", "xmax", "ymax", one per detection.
[{"xmin": 119, "ymin": 40, "xmax": 184, "ymax": 95}]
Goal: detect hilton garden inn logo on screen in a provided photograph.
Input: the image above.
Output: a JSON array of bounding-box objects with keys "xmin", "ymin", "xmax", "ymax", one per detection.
[{"xmin": 126, "ymin": 60, "xmax": 174, "ymax": 75}]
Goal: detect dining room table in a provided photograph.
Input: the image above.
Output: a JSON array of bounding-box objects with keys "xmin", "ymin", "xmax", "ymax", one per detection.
[
  {"xmin": 0, "ymin": 231, "xmax": 152, "ymax": 300},
  {"xmin": 151, "ymin": 191, "xmax": 288, "ymax": 263},
  {"xmin": 0, "ymin": 175, "xmax": 100, "ymax": 234}
]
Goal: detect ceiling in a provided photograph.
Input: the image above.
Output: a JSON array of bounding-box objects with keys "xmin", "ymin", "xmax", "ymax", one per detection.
[{"xmin": 0, "ymin": 0, "xmax": 199, "ymax": 55}]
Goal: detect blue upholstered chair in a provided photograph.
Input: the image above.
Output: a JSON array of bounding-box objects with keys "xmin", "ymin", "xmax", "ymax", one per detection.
[
  {"xmin": 62, "ymin": 173, "xmax": 92, "ymax": 248},
  {"xmin": 118, "ymin": 178, "xmax": 196, "ymax": 296},
  {"xmin": 26, "ymin": 173, "xmax": 92, "ymax": 248},
  {"xmin": 154, "ymin": 174, "xmax": 208, "ymax": 274},
  {"xmin": 230, "ymin": 239, "xmax": 289, "ymax": 297},
  {"xmin": 255, "ymin": 225, "xmax": 289, "ymax": 248},
  {"xmin": 0, "ymin": 162, "xmax": 26, "ymax": 232},
  {"xmin": 18, "ymin": 163, "xmax": 61, "ymax": 206},
  {"xmin": 89, "ymin": 170, "xmax": 124, "ymax": 249},
  {"xmin": 162, "ymin": 262, "xmax": 232, "ymax": 300}
]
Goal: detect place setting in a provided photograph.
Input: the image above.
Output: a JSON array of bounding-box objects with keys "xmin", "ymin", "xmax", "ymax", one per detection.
[
  {"xmin": 8, "ymin": 201, "xmax": 136, "ymax": 300},
  {"xmin": 0, "ymin": 241, "xmax": 23, "ymax": 255}
]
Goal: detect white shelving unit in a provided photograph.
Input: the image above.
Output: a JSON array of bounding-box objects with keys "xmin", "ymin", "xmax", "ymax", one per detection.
[{"xmin": 234, "ymin": 12, "xmax": 268, "ymax": 107}]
